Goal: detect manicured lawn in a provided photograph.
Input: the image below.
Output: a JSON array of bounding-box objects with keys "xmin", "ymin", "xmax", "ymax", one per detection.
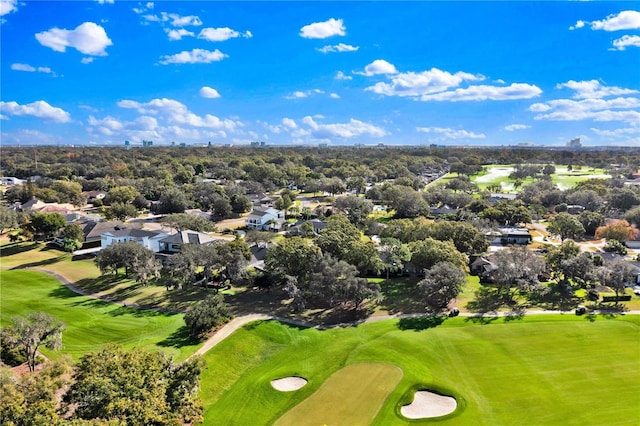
[
  {"xmin": 0, "ymin": 241, "xmax": 214, "ymax": 309},
  {"xmin": 275, "ymin": 363, "xmax": 403, "ymax": 426},
  {"xmin": 200, "ymin": 315, "xmax": 640, "ymax": 425},
  {"xmin": 0, "ymin": 269, "xmax": 200, "ymax": 361}
]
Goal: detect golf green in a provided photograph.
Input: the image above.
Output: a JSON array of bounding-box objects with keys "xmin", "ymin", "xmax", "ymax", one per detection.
[{"xmin": 275, "ymin": 363, "xmax": 403, "ymax": 426}]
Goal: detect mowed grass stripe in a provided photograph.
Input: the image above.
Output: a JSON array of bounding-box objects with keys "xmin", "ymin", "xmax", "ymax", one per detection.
[
  {"xmin": 275, "ymin": 363, "xmax": 403, "ymax": 426},
  {"xmin": 0, "ymin": 269, "xmax": 199, "ymax": 361}
]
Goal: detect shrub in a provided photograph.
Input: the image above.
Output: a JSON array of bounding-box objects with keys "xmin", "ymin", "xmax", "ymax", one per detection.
[
  {"xmin": 586, "ymin": 288, "xmax": 600, "ymax": 302},
  {"xmin": 603, "ymin": 239, "xmax": 627, "ymax": 255}
]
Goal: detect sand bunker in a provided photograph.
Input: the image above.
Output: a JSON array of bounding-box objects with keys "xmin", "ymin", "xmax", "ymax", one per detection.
[
  {"xmin": 401, "ymin": 390, "xmax": 457, "ymax": 419},
  {"xmin": 271, "ymin": 376, "xmax": 308, "ymax": 392}
]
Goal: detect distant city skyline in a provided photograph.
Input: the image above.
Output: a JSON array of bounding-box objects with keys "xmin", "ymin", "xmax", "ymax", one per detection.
[{"xmin": 1, "ymin": 1, "xmax": 639, "ymax": 146}]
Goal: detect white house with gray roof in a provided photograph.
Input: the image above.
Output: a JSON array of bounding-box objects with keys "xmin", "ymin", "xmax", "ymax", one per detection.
[
  {"xmin": 101, "ymin": 228, "xmax": 169, "ymax": 252},
  {"xmin": 245, "ymin": 207, "xmax": 285, "ymax": 231}
]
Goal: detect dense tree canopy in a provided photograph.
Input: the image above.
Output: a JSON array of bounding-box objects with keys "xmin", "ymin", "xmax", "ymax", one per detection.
[
  {"xmin": 419, "ymin": 261, "xmax": 467, "ymax": 313},
  {"xmin": 547, "ymin": 213, "xmax": 586, "ymax": 242},
  {"xmin": 64, "ymin": 344, "xmax": 204, "ymax": 425}
]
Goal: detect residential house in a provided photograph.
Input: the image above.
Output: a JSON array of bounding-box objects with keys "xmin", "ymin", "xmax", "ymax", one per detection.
[
  {"xmin": 288, "ymin": 219, "xmax": 327, "ymax": 236},
  {"xmin": 184, "ymin": 208, "xmax": 212, "ymax": 220},
  {"xmin": 19, "ymin": 199, "xmax": 47, "ymax": 212},
  {"xmin": 81, "ymin": 190, "xmax": 106, "ymax": 203},
  {"xmin": 566, "ymin": 205, "xmax": 586, "ymax": 215},
  {"xmin": 101, "ymin": 228, "xmax": 169, "ymax": 252},
  {"xmin": 245, "ymin": 207, "xmax": 285, "ymax": 231},
  {"xmin": 78, "ymin": 220, "xmax": 125, "ymax": 247},
  {"xmin": 598, "ymin": 252, "xmax": 640, "ymax": 285},
  {"xmin": 429, "ymin": 204, "xmax": 459, "ymax": 217},
  {"xmin": 1, "ymin": 177, "xmax": 25, "ymax": 186},
  {"xmin": 469, "ymin": 256, "xmax": 498, "ymax": 276},
  {"xmin": 496, "ymin": 227, "xmax": 532, "ymax": 245},
  {"xmin": 159, "ymin": 230, "xmax": 221, "ymax": 253},
  {"xmin": 248, "ymin": 193, "xmax": 274, "ymax": 206},
  {"xmin": 489, "ymin": 193, "xmax": 517, "ymax": 204}
]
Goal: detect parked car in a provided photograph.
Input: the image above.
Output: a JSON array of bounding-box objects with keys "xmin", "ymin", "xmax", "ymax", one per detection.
[
  {"xmin": 633, "ymin": 286, "xmax": 640, "ymax": 296},
  {"xmin": 448, "ymin": 308, "xmax": 460, "ymax": 317},
  {"xmin": 575, "ymin": 305, "xmax": 587, "ymax": 315}
]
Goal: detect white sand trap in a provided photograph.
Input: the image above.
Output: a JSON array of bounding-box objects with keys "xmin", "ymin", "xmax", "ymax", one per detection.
[
  {"xmin": 401, "ymin": 390, "xmax": 457, "ymax": 419},
  {"xmin": 270, "ymin": 376, "xmax": 308, "ymax": 392}
]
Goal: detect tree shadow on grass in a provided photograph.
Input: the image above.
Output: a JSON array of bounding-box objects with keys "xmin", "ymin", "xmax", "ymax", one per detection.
[
  {"xmin": 156, "ymin": 325, "xmax": 199, "ymax": 348},
  {"xmin": 49, "ymin": 285, "xmax": 82, "ymax": 299},
  {"xmin": 0, "ymin": 242, "xmax": 40, "ymax": 256},
  {"xmin": 377, "ymin": 278, "xmax": 424, "ymax": 315},
  {"xmin": 529, "ymin": 283, "xmax": 582, "ymax": 312},
  {"xmin": 11, "ymin": 255, "xmax": 67, "ymax": 269},
  {"xmin": 466, "ymin": 286, "xmax": 505, "ymax": 314},
  {"xmin": 464, "ymin": 315, "xmax": 499, "ymax": 325},
  {"xmin": 397, "ymin": 316, "xmax": 446, "ymax": 331},
  {"xmin": 106, "ymin": 304, "xmax": 179, "ymax": 317}
]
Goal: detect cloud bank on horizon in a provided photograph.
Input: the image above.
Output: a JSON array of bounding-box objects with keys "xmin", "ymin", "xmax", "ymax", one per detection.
[{"xmin": 1, "ymin": 1, "xmax": 639, "ymax": 146}]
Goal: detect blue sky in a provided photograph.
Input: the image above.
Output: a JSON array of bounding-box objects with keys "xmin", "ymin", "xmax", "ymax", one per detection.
[{"xmin": 1, "ymin": 1, "xmax": 639, "ymax": 147}]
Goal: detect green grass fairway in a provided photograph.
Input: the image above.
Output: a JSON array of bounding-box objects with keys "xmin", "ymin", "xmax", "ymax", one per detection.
[
  {"xmin": 200, "ymin": 316, "xmax": 640, "ymax": 425},
  {"xmin": 467, "ymin": 164, "xmax": 609, "ymax": 192},
  {"xmin": 275, "ymin": 363, "xmax": 403, "ymax": 426},
  {"xmin": 0, "ymin": 269, "xmax": 200, "ymax": 361}
]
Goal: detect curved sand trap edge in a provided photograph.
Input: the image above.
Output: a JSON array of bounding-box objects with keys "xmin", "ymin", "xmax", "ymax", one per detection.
[
  {"xmin": 401, "ymin": 390, "xmax": 457, "ymax": 419},
  {"xmin": 271, "ymin": 376, "xmax": 308, "ymax": 392}
]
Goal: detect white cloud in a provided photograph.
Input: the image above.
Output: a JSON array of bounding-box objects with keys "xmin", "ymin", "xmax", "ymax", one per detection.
[
  {"xmin": 357, "ymin": 59, "xmax": 398, "ymax": 76},
  {"xmin": 81, "ymin": 57, "xmax": 94, "ymax": 64},
  {"xmin": 590, "ymin": 126, "xmax": 640, "ymax": 137},
  {"xmin": 200, "ymin": 86, "xmax": 221, "ymax": 98},
  {"xmin": 96, "ymin": 0, "xmax": 114, "ymax": 4},
  {"xmin": 571, "ymin": 10, "xmax": 640, "ymax": 31},
  {"xmin": 569, "ymin": 20, "xmax": 586, "ymax": 31},
  {"xmin": 300, "ymin": 18, "xmax": 346, "ymax": 39},
  {"xmin": 556, "ymin": 80, "xmax": 639, "ymax": 99},
  {"xmin": 159, "ymin": 48, "xmax": 227, "ymax": 64},
  {"xmin": 301, "ymin": 116, "xmax": 386, "ymax": 139},
  {"xmin": 14, "ymin": 64, "xmax": 57, "ymax": 76},
  {"xmin": 198, "ymin": 27, "xmax": 252, "ymax": 42},
  {"xmin": 11, "ymin": 63, "xmax": 35, "ymax": 72},
  {"xmin": 591, "ymin": 10, "xmax": 640, "ymax": 31},
  {"xmin": 117, "ymin": 97, "xmax": 240, "ymax": 131},
  {"xmin": 166, "ymin": 28, "xmax": 194, "ymax": 41},
  {"xmin": 140, "ymin": 11, "xmax": 202, "ymax": 26},
  {"xmin": 533, "ymin": 81, "xmax": 640, "ymax": 124},
  {"xmin": 281, "ymin": 118, "xmax": 297, "ymax": 129},
  {"xmin": 416, "ymin": 126, "xmax": 485, "ymax": 140},
  {"xmin": 529, "ymin": 97, "xmax": 640, "ymax": 123},
  {"xmin": 133, "ymin": 3, "xmax": 154, "ymax": 15},
  {"xmin": 316, "ymin": 43, "xmax": 359, "ymax": 53},
  {"xmin": 335, "ymin": 71, "xmax": 352, "ymax": 80},
  {"xmin": 612, "ymin": 34, "xmax": 640, "ymax": 50},
  {"xmin": 329, "ymin": 93, "xmax": 340, "ymax": 99},
  {"xmin": 35, "ymin": 22, "xmax": 113, "ymax": 56},
  {"xmin": 284, "ymin": 89, "xmax": 324, "ymax": 100},
  {"xmin": 0, "ymin": 100, "xmax": 71, "ymax": 122},
  {"xmin": 0, "ymin": 0, "xmax": 18, "ymax": 16},
  {"xmin": 419, "ymin": 83, "xmax": 542, "ymax": 101},
  {"xmin": 504, "ymin": 124, "xmax": 531, "ymax": 131},
  {"xmin": 366, "ymin": 67, "xmax": 484, "ymax": 97}
]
